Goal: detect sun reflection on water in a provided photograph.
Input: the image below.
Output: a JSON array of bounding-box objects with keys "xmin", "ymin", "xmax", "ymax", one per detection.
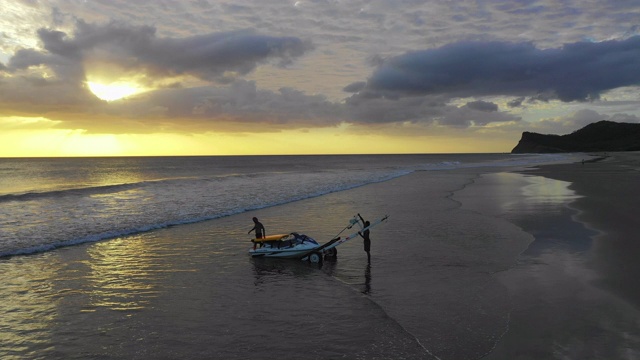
[
  {"xmin": 0, "ymin": 256, "xmax": 57, "ymax": 359},
  {"xmin": 84, "ymin": 236, "xmax": 163, "ymax": 311},
  {"xmin": 520, "ymin": 174, "xmax": 581, "ymax": 205},
  {"xmin": 486, "ymin": 172, "xmax": 581, "ymax": 215}
]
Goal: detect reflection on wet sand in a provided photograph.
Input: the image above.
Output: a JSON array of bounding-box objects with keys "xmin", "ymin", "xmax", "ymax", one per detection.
[
  {"xmin": 250, "ymin": 255, "xmax": 338, "ymax": 285},
  {"xmin": 83, "ymin": 236, "xmax": 164, "ymax": 311},
  {"xmin": 471, "ymin": 172, "xmax": 640, "ymax": 359},
  {"xmin": 363, "ymin": 262, "xmax": 371, "ymax": 294},
  {"xmin": 0, "ymin": 255, "xmax": 57, "ymax": 359}
]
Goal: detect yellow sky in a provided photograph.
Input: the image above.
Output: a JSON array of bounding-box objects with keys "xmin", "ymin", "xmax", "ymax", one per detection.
[
  {"xmin": 0, "ymin": 80, "xmax": 517, "ymax": 157},
  {"xmin": 0, "ymin": 115, "xmax": 514, "ymax": 157},
  {"xmin": 2, "ymin": 1, "xmax": 639, "ymax": 157}
]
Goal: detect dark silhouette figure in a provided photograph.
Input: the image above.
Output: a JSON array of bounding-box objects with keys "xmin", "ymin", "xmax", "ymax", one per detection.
[
  {"xmin": 248, "ymin": 217, "xmax": 266, "ymax": 239},
  {"xmin": 357, "ymin": 213, "xmax": 371, "ymax": 262}
]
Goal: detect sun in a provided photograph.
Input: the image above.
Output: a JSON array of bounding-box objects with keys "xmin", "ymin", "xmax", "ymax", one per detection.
[{"xmin": 87, "ymin": 81, "xmax": 146, "ymax": 101}]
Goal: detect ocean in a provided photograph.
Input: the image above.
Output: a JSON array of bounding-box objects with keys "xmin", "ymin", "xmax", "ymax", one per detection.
[
  {"xmin": 0, "ymin": 154, "xmax": 579, "ymax": 359},
  {"xmin": 0, "ymin": 154, "xmax": 566, "ymax": 258}
]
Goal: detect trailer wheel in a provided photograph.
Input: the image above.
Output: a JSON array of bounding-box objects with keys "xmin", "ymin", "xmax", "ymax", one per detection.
[
  {"xmin": 309, "ymin": 252, "xmax": 323, "ymax": 264},
  {"xmin": 326, "ymin": 247, "xmax": 338, "ymax": 258}
]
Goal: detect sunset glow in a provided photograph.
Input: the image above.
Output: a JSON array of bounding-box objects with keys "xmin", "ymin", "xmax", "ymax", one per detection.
[
  {"xmin": 1, "ymin": 1, "xmax": 640, "ymax": 157},
  {"xmin": 87, "ymin": 81, "xmax": 146, "ymax": 102}
]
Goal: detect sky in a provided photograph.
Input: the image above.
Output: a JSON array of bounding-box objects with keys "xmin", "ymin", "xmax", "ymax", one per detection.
[{"xmin": 2, "ymin": 0, "xmax": 640, "ymax": 156}]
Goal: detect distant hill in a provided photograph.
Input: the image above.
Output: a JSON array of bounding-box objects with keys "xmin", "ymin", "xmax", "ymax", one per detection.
[{"xmin": 511, "ymin": 120, "xmax": 640, "ymax": 153}]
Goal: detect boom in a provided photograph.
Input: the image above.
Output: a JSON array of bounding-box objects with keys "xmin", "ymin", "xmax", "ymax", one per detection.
[{"xmin": 301, "ymin": 214, "xmax": 389, "ymax": 259}]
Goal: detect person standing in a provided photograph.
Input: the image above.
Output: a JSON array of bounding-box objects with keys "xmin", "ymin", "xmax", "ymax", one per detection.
[
  {"xmin": 248, "ymin": 217, "xmax": 266, "ymax": 239},
  {"xmin": 357, "ymin": 213, "xmax": 371, "ymax": 262}
]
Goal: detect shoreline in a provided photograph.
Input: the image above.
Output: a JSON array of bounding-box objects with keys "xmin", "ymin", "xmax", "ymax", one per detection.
[
  {"xmin": 519, "ymin": 151, "xmax": 640, "ymax": 306},
  {"xmin": 478, "ymin": 152, "xmax": 640, "ymax": 358}
]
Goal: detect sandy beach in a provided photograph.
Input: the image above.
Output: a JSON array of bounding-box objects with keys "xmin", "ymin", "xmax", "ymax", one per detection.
[
  {"xmin": 471, "ymin": 152, "xmax": 640, "ymax": 359},
  {"xmin": 521, "ymin": 152, "xmax": 640, "ymax": 307},
  {"xmin": 2, "ymin": 153, "xmax": 640, "ymax": 359}
]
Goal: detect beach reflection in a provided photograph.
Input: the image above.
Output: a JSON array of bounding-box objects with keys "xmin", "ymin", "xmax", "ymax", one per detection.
[
  {"xmin": 250, "ymin": 257, "xmax": 322, "ymax": 286},
  {"xmin": 0, "ymin": 256, "xmax": 57, "ymax": 359},
  {"xmin": 363, "ymin": 262, "xmax": 371, "ymax": 294},
  {"xmin": 476, "ymin": 173, "xmax": 582, "ymax": 217},
  {"xmin": 481, "ymin": 173, "xmax": 593, "ymax": 255},
  {"xmin": 467, "ymin": 171, "xmax": 640, "ymax": 358},
  {"xmin": 520, "ymin": 174, "xmax": 581, "ymax": 205},
  {"xmin": 249, "ymin": 256, "xmax": 344, "ymax": 298},
  {"xmin": 83, "ymin": 236, "xmax": 162, "ymax": 311}
]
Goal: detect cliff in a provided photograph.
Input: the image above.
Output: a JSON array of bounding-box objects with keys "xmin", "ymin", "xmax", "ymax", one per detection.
[{"xmin": 511, "ymin": 120, "xmax": 640, "ymax": 153}]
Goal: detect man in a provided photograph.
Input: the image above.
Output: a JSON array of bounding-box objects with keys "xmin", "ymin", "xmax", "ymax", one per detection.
[
  {"xmin": 248, "ymin": 217, "xmax": 266, "ymax": 239},
  {"xmin": 357, "ymin": 213, "xmax": 371, "ymax": 261}
]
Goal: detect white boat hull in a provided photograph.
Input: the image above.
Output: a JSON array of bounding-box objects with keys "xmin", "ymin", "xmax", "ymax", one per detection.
[
  {"xmin": 249, "ymin": 245, "xmax": 319, "ymax": 259},
  {"xmin": 249, "ymin": 232, "xmax": 320, "ymax": 259}
]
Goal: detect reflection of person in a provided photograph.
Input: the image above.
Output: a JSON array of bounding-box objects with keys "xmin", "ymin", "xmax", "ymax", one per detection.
[
  {"xmin": 357, "ymin": 213, "xmax": 371, "ymax": 261},
  {"xmin": 248, "ymin": 217, "xmax": 265, "ymax": 239},
  {"xmin": 363, "ymin": 262, "xmax": 371, "ymax": 294}
]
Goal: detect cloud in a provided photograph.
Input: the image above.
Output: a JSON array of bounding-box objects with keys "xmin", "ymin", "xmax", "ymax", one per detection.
[
  {"xmin": 0, "ymin": 78, "xmax": 345, "ymax": 133},
  {"xmin": 464, "ymin": 100, "xmax": 498, "ymax": 112},
  {"xmin": 133, "ymin": 80, "xmax": 342, "ymax": 126},
  {"xmin": 507, "ymin": 97, "xmax": 525, "ymax": 108},
  {"xmin": 343, "ymin": 81, "xmax": 366, "ymax": 93},
  {"xmin": 0, "ymin": 20, "xmax": 316, "ymax": 129},
  {"xmin": 2, "ymin": 18, "xmax": 522, "ymax": 133},
  {"xmin": 8, "ymin": 20, "xmax": 313, "ymax": 83},
  {"xmin": 4, "ymin": 4, "xmax": 640, "ymax": 139},
  {"xmin": 440, "ymin": 104, "xmax": 517, "ymax": 128},
  {"xmin": 349, "ymin": 36, "xmax": 640, "ymax": 102},
  {"xmin": 344, "ymin": 93, "xmax": 519, "ymax": 128}
]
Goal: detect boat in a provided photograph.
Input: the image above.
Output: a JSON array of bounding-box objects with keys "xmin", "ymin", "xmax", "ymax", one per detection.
[
  {"xmin": 249, "ymin": 233, "xmax": 322, "ymax": 259},
  {"xmin": 248, "ymin": 214, "xmax": 389, "ymax": 263}
]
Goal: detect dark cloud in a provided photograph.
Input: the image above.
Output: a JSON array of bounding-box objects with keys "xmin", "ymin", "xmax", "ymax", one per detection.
[
  {"xmin": 464, "ymin": 100, "xmax": 498, "ymax": 112},
  {"xmin": 507, "ymin": 97, "xmax": 525, "ymax": 108},
  {"xmin": 0, "ymin": 20, "xmax": 315, "ymax": 128},
  {"xmin": 345, "ymin": 95, "xmax": 444, "ymax": 124},
  {"xmin": 344, "ymin": 93, "xmax": 518, "ymax": 128},
  {"xmin": 343, "ymin": 81, "xmax": 366, "ymax": 93},
  {"xmin": 7, "ymin": 20, "xmax": 313, "ymax": 83},
  {"xmin": 162, "ymin": 80, "xmax": 342, "ymax": 125},
  {"xmin": 356, "ymin": 36, "xmax": 640, "ymax": 102},
  {"xmin": 10, "ymin": 48, "xmax": 62, "ymax": 71},
  {"xmin": 439, "ymin": 104, "xmax": 517, "ymax": 128},
  {"xmin": 0, "ymin": 79, "xmax": 344, "ymax": 133}
]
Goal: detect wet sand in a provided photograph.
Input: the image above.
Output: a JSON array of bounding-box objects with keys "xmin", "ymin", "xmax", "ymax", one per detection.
[
  {"xmin": 522, "ymin": 152, "xmax": 640, "ymax": 307},
  {"xmin": 467, "ymin": 152, "xmax": 640, "ymax": 359}
]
